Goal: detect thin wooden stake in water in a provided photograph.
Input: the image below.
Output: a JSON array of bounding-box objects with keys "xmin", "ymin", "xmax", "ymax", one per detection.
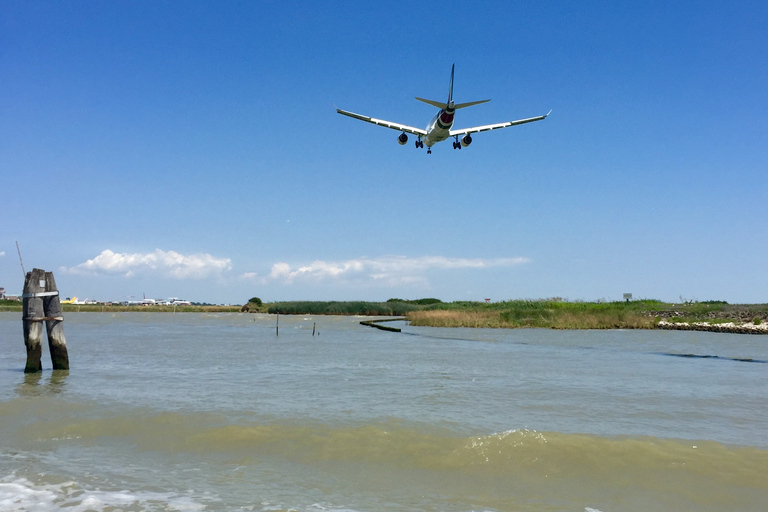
[
  {"xmin": 313, "ymin": 322, "xmax": 316, "ymax": 336},
  {"xmin": 276, "ymin": 313, "xmax": 279, "ymax": 337},
  {"xmin": 16, "ymin": 241, "xmax": 26, "ymax": 278}
]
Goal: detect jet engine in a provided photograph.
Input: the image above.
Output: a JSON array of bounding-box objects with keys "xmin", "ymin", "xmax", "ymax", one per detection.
[
  {"xmin": 460, "ymin": 134, "xmax": 472, "ymax": 147},
  {"xmin": 397, "ymin": 133, "xmax": 408, "ymax": 145}
]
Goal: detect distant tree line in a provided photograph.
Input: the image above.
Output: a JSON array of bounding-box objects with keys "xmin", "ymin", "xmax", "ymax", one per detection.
[
  {"xmin": 267, "ymin": 301, "xmax": 424, "ymax": 316},
  {"xmin": 386, "ymin": 298, "xmax": 443, "ymax": 305}
]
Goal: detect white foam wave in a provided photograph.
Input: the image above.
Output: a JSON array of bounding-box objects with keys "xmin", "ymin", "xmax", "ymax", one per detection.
[
  {"xmin": 0, "ymin": 476, "xmax": 208, "ymax": 512},
  {"xmin": 0, "ymin": 476, "xmax": 370, "ymax": 512}
]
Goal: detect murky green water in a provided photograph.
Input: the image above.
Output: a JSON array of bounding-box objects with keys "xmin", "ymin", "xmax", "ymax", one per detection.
[{"xmin": 1, "ymin": 312, "xmax": 766, "ymax": 511}]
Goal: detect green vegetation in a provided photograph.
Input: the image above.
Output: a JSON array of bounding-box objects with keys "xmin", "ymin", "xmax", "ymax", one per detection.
[
  {"xmin": 241, "ymin": 298, "xmax": 268, "ymax": 313},
  {"xmin": 4, "ymin": 295, "xmax": 767, "ymax": 332},
  {"xmin": 0, "ymin": 299, "xmax": 21, "ymax": 310},
  {"xmin": 267, "ymin": 301, "xmax": 423, "ymax": 316},
  {"xmin": 387, "ymin": 298, "xmax": 443, "ymax": 305},
  {"xmin": 408, "ymin": 299, "xmax": 659, "ymax": 329},
  {"xmin": 407, "ymin": 299, "xmax": 768, "ymax": 330}
]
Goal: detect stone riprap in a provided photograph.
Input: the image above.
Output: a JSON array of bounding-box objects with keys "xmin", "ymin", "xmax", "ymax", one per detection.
[{"xmin": 657, "ymin": 319, "xmax": 768, "ymax": 335}]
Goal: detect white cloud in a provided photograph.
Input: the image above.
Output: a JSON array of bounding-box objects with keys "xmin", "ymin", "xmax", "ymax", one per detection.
[
  {"xmin": 242, "ymin": 255, "xmax": 529, "ymax": 287},
  {"xmin": 0, "ymin": 251, "xmax": 5, "ymax": 257},
  {"xmin": 64, "ymin": 249, "xmax": 232, "ymax": 279}
]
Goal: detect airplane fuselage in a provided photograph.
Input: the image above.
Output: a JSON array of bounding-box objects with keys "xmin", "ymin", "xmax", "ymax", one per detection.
[{"xmin": 423, "ymin": 104, "xmax": 455, "ymax": 147}]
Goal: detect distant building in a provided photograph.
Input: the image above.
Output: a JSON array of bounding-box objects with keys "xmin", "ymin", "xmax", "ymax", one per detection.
[{"xmin": 1, "ymin": 288, "xmax": 21, "ymax": 301}]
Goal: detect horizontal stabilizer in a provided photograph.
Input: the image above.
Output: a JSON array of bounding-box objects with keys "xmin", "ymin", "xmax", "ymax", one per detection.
[
  {"xmin": 416, "ymin": 97, "xmax": 490, "ymax": 110},
  {"xmin": 415, "ymin": 97, "xmax": 446, "ymax": 109},
  {"xmin": 454, "ymin": 99, "xmax": 490, "ymax": 109}
]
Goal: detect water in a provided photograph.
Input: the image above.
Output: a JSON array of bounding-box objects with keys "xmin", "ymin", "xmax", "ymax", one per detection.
[{"xmin": 1, "ymin": 312, "xmax": 766, "ymax": 511}]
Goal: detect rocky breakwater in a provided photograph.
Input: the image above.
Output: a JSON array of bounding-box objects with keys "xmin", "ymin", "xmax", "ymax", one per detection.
[{"xmin": 657, "ymin": 320, "xmax": 768, "ymax": 335}]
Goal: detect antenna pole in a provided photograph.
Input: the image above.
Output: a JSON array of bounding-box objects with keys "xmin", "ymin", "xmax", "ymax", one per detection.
[{"xmin": 16, "ymin": 241, "xmax": 26, "ymax": 277}]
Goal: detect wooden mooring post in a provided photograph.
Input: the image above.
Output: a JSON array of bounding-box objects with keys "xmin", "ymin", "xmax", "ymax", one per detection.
[{"xmin": 22, "ymin": 268, "xmax": 69, "ymax": 373}]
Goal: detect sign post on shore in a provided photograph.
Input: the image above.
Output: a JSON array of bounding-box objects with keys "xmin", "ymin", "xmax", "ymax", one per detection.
[{"xmin": 22, "ymin": 268, "xmax": 69, "ymax": 373}]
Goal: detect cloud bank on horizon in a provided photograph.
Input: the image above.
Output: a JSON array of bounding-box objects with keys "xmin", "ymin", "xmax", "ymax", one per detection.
[
  {"xmin": 63, "ymin": 249, "xmax": 529, "ymax": 289},
  {"xmin": 63, "ymin": 249, "xmax": 233, "ymax": 280},
  {"xmin": 244, "ymin": 255, "xmax": 530, "ymax": 287}
]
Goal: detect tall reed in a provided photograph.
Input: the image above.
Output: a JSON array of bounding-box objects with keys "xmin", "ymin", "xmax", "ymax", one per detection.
[{"xmin": 408, "ymin": 304, "xmax": 656, "ymax": 329}]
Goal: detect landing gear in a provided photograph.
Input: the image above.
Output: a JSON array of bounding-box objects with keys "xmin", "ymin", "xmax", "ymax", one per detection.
[
  {"xmin": 414, "ymin": 138, "xmax": 429, "ymax": 153},
  {"xmin": 453, "ymin": 136, "xmax": 461, "ymax": 150}
]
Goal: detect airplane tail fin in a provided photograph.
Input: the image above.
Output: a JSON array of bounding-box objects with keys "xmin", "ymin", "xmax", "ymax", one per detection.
[
  {"xmin": 415, "ymin": 64, "xmax": 489, "ymax": 110},
  {"xmin": 415, "ymin": 64, "xmax": 456, "ymax": 109}
]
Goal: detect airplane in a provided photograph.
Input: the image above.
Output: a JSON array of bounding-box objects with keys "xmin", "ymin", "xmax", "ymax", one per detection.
[
  {"xmin": 336, "ymin": 64, "xmax": 550, "ymax": 154},
  {"xmin": 61, "ymin": 296, "xmax": 87, "ymax": 304}
]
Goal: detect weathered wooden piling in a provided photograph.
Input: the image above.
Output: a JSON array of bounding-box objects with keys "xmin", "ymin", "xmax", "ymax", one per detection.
[
  {"xmin": 22, "ymin": 269, "xmax": 45, "ymax": 373},
  {"xmin": 44, "ymin": 271, "xmax": 69, "ymax": 370},
  {"xmin": 22, "ymin": 268, "xmax": 69, "ymax": 373}
]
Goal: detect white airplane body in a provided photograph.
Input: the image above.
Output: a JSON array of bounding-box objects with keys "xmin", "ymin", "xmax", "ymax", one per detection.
[
  {"xmin": 336, "ymin": 64, "xmax": 549, "ymax": 153},
  {"xmin": 61, "ymin": 296, "xmax": 87, "ymax": 305}
]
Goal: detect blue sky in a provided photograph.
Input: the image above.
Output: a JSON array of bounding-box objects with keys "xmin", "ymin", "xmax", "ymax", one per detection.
[{"xmin": 2, "ymin": 1, "xmax": 767, "ymax": 304}]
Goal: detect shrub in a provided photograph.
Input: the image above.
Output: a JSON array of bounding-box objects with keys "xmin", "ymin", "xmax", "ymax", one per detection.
[
  {"xmin": 387, "ymin": 298, "xmax": 443, "ymax": 305},
  {"xmin": 248, "ymin": 297, "xmax": 263, "ymax": 307},
  {"xmin": 267, "ymin": 301, "xmax": 420, "ymax": 316}
]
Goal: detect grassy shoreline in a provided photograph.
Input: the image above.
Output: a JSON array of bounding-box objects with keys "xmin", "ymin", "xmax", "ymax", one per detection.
[
  {"xmin": 407, "ymin": 300, "xmax": 768, "ymax": 331},
  {"xmin": 407, "ymin": 307, "xmax": 656, "ymax": 329},
  {"xmin": 3, "ymin": 299, "xmax": 767, "ymax": 333}
]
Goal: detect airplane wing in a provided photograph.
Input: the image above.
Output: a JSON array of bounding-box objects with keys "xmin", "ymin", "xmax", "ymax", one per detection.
[
  {"xmin": 449, "ymin": 111, "xmax": 551, "ymax": 137},
  {"xmin": 336, "ymin": 108, "xmax": 428, "ymax": 136}
]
